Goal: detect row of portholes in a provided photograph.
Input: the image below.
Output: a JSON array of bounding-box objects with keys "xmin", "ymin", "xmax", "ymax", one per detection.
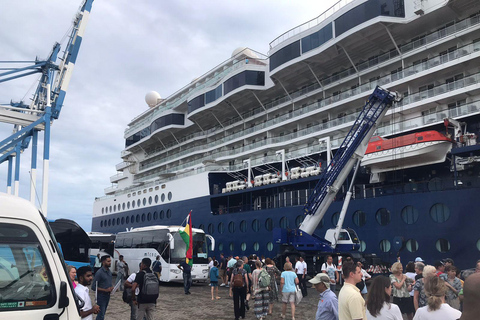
[
  {"xmin": 358, "ymin": 238, "xmax": 451, "ymax": 253},
  {"xmin": 217, "ymin": 242, "xmax": 275, "ymax": 253},
  {"xmin": 207, "ymin": 217, "xmax": 295, "ymax": 235},
  {"xmin": 349, "ymin": 203, "xmax": 451, "ymax": 227},
  {"xmin": 101, "ymin": 192, "xmax": 173, "ymax": 214},
  {"xmin": 99, "ymin": 209, "xmax": 172, "ymax": 227}
]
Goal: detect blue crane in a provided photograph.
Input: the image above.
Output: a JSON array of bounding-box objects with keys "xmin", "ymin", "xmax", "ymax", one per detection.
[
  {"xmin": 274, "ymin": 86, "xmax": 401, "ymax": 257},
  {"xmin": 0, "ymin": 0, "xmax": 94, "ymax": 215}
]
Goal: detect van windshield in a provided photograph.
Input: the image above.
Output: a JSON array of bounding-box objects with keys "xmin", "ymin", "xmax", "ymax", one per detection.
[{"xmin": 0, "ymin": 223, "xmax": 55, "ymax": 311}]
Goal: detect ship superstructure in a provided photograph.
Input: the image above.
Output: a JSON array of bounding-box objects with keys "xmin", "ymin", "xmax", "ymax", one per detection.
[{"xmin": 93, "ymin": 0, "xmax": 480, "ymax": 269}]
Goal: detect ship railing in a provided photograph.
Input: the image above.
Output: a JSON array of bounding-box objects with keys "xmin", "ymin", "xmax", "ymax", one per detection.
[{"xmin": 131, "ymin": 13, "xmax": 480, "ymax": 158}]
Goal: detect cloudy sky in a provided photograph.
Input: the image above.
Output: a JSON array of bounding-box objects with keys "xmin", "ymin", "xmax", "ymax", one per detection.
[{"xmin": 0, "ymin": 0, "xmax": 337, "ymax": 231}]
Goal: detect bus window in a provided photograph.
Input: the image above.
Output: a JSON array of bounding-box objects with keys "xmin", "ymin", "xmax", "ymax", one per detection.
[
  {"xmin": 192, "ymin": 233, "xmax": 208, "ymax": 264},
  {"xmin": 0, "ymin": 223, "xmax": 55, "ymax": 311}
]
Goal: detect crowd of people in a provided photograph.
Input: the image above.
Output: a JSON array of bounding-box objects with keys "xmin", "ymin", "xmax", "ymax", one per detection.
[{"xmin": 65, "ymin": 253, "xmax": 480, "ymax": 320}]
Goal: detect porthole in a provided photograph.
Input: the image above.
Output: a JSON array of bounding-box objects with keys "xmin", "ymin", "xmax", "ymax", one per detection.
[
  {"xmin": 218, "ymin": 243, "xmax": 223, "ymax": 251},
  {"xmin": 132, "ymin": 201, "xmax": 135, "ymax": 208},
  {"xmin": 359, "ymin": 240, "xmax": 366, "ymax": 252},
  {"xmin": 110, "ymin": 206, "xmax": 112, "ymax": 212},
  {"xmin": 376, "ymin": 208, "xmax": 391, "ymax": 226},
  {"xmin": 118, "ymin": 204, "xmax": 121, "ymax": 211},
  {"xmin": 113, "ymin": 205, "xmax": 116, "ymax": 213},
  {"xmin": 265, "ymin": 218, "xmax": 273, "ymax": 231},
  {"xmin": 295, "ymin": 215, "xmax": 304, "ymax": 228},
  {"xmin": 126, "ymin": 216, "xmax": 130, "ymax": 224},
  {"xmin": 241, "ymin": 243, "xmax": 246, "ymax": 252},
  {"xmin": 131, "ymin": 215, "xmax": 135, "ymax": 223},
  {"xmin": 280, "ymin": 217, "xmax": 289, "ymax": 229},
  {"xmin": 160, "ymin": 210, "xmax": 165, "ymax": 219},
  {"xmin": 406, "ymin": 239, "xmax": 418, "ymax": 252},
  {"xmin": 148, "ymin": 196, "xmax": 152, "ymax": 205},
  {"xmin": 253, "ymin": 242, "xmax": 259, "ymax": 251},
  {"xmin": 228, "ymin": 222, "xmax": 235, "ymax": 233},
  {"xmin": 137, "ymin": 199, "xmax": 141, "ymax": 207},
  {"xmin": 353, "ymin": 210, "xmax": 366, "ymax": 227},
  {"xmin": 331, "ymin": 212, "xmax": 340, "ymax": 226},
  {"xmin": 252, "ymin": 219, "xmax": 260, "ymax": 232},
  {"xmin": 116, "ymin": 218, "xmax": 120, "ymax": 225},
  {"xmin": 141, "ymin": 214, "xmax": 146, "ymax": 222},
  {"xmin": 153, "ymin": 211, "xmax": 158, "ymax": 220},
  {"xmin": 401, "ymin": 206, "xmax": 419, "ymax": 224},
  {"xmin": 208, "ymin": 224, "xmax": 214, "ymax": 234},
  {"xmin": 108, "ymin": 219, "xmax": 111, "ymax": 226},
  {"xmin": 121, "ymin": 217, "xmax": 125, "ymax": 225},
  {"xmin": 436, "ymin": 238, "xmax": 450, "ymax": 253},
  {"xmin": 127, "ymin": 202, "xmax": 131, "ymax": 209},
  {"xmin": 199, "ymin": 224, "xmax": 205, "ymax": 231},
  {"xmin": 122, "ymin": 203, "xmax": 125, "ymax": 210},
  {"xmin": 230, "ymin": 243, "xmax": 234, "ymax": 252},
  {"xmin": 379, "ymin": 239, "xmax": 391, "ymax": 252},
  {"xmin": 267, "ymin": 242, "xmax": 273, "ymax": 252},
  {"xmin": 166, "ymin": 209, "xmax": 172, "ymax": 219},
  {"xmin": 136, "ymin": 215, "xmax": 140, "ymax": 223},
  {"xmin": 168, "ymin": 192, "xmax": 172, "ymax": 201},
  {"xmin": 161, "ymin": 194, "xmax": 165, "ymax": 202},
  {"xmin": 218, "ymin": 222, "xmax": 225, "ymax": 234},
  {"xmin": 102, "ymin": 208, "xmax": 104, "ymax": 214},
  {"xmin": 100, "ymin": 221, "xmax": 103, "ymax": 227},
  {"xmin": 147, "ymin": 212, "xmax": 152, "ymax": 221},
  {"xmin": 428, "ymin": 178, "xmax": 443, "ymax": 192},
  {"xmin": 430, "ymin": 203, "xmax": 450, "ymax": 223},
  {"xmin": 240, "ymin": 220, "xmax": 247, "ymax": 233},
  {"xmin": 112, "ymin": 219, "xmax": 115, "ymax": 226},
  {"xmin": 154, "ymin": 195, "xmax": 159, "ymax": 203},
  {"xmin": 476, "ymin": 239, "xmax": 480, "ymax": 251}
]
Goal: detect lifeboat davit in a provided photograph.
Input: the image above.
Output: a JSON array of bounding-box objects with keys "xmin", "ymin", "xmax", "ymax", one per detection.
[{"xmin": 362, "ymin": 131, "xmax": 452, "ymax": 173}]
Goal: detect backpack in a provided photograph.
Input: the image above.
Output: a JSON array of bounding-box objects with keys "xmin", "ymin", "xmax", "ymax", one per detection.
[
  {"xmin": 258, "ymin": 269, "xmax": 271, "ymax": 288},
  {"xmin": 233, "ymin": 269, "xmax": 244, "ymax": 287},
  {"xmin": 140, "ymin": 271, "xmax": 159, "ymax": 301},
  {"xmin": 122, "ymin": 287, "xmax": 133, "ymax": 303}
]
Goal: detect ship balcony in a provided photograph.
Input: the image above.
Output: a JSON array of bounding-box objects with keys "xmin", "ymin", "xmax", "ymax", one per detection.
[
  {"xmin": 116, "ymin": 161, "xmax": 133, "ymax": 171},
  {"xmin": 110, "ymin": 173, "xmax": 127, "ymax": 183},
  {"xmin": 104, "ymin": 186, "xmax": 117, "ymax": 195}
]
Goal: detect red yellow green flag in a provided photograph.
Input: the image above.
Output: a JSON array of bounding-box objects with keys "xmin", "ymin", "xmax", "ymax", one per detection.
[{"xmin": 179, "ymin": 211, "xmax": 193, "ymax": 266}]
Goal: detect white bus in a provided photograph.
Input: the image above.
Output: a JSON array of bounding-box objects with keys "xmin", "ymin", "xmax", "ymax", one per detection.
[{"xmin": 114, "ymin": 226, "xmax": 214, "ymax": 282}]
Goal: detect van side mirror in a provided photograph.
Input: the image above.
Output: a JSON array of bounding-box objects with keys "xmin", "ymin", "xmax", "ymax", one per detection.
[
  {"xmin": 59, "ymin": 281, "xmax": 70, "ymax": 308},
  {"xmin": 206, "ymin": 234, "xmax": 215, "ymax": 251}
]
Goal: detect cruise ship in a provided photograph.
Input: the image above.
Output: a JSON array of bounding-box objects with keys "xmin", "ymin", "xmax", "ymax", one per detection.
[{"xmin": 92, "ymin": 0, "xmax": 480, "ymax": 270}]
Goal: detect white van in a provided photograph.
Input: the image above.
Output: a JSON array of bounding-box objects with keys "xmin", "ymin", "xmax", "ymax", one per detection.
[{"xmin": 0, "ymin": 193, "xmax": 81, "ymax": 320}]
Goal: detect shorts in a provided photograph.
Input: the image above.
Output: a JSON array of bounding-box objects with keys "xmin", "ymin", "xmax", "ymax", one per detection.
[
  {"xmin": 393, "ymin": 296, "xmax": 415, "ymax": 314},
  {"xmin": 219, "ymin": 269, "xmax": 225, "ymax": 278},
  {"xmin": 210, "ymin": 281, "xmax": 218, "ymax": 287},
  {"xmin": 282, "ymin": 291, "xmax": 295, "ymax": 303}
]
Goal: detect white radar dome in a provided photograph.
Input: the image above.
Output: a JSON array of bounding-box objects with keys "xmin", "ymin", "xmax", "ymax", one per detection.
[
  {"xmin": 145, "ymin": 91, "xmax": 161, "ymax": 107},
  {"xmin": 231, "ymin": 47, "xmax": 258, "ymax": 59}
]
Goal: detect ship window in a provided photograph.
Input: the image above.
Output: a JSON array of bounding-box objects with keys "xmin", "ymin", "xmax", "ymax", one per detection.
[
  {"xmin": 147, "ymin": 212, "xmax": 151, "ymax": 221},
  {"xmin": 117, "ymin": 218, "xmax": 120, "ymax": 225},
  {"xmin": 230, "ymin": 243, "xmax": 234, "ymax": 252},
  {"xmin": 112, "ymin": 219, "xmax": 116, "ymax": 226},
  {"xmin": 252, "ymin": 219, "xmax": 260, "ymax": 232},
  {"xmin": 476, "ymin": 239, "xmax": 480, "ymax": 251},
  {"xmin": 127, "ymin": 202, "xmax": 131, "ymax": 209},
  {"xmin": 240, "ymin": 220, "xmax": 247, "ymax": 233},
  {"xmin": 332, "ymin": 212, "xmax": 340, "ymax": 226},
  {"xmin": 353, "ymin": 210, "xmax": 367, "ymax": 227},
  {"xmin": 122, "ymin": 203, "xmax": 125, "ymax": 210},
  {"xmin": 108, "ymin": 219, "xmax": 111, "ymax": 226},
  {"xmin": 218, "ymin": 223, "xmax": 225, "ymax": 234},
  {"xmin": 265, "ymin": 218, "xmax": 273, "ymax": 231},
  {"xmin": 132, "ymin": 201, "xmax": 135, "ymax": 208},
  {"xmin": 208, "ymin": 224, "xmax": 214, "ymax": 234},
  {"xmin": 241, "ymin": 243, "xmax": 246, "ymax": 252},
  {"xmin": 161, "ymin": 194, "xmax": 165, "ymax": 202},
  {"xmin": 110, "ymin": 206, "xmax": 112, "ymax": 212},
  {"xmin": 436, "ymin": 238, "xmax": 450, "ymax": 253},
  {"xmin": 102, "ymin": 208, "xmax": 104, "ymax": 214},
  {"xmin": 359, "ymin": 240, "xmax": 366, "ymax": 252},
  {"xmin": 142, "ymin": 198, "xmax": 146, "ymax": 206},
  {"xmin": 428, "ymin": 178, "xmax": 443, "ymax": 192},
  {"xmin": 376, "ymin": 145, "xmax": 381, "ymax": 150},
  {"xmin": 148, "ymin": 196, "xmax": 152, "ymax": 205},
  {"xmin": 126, "ymin": 216, "xmax": 130, "ymax": 224},
  {"xmin": 218, "ymin": 243, "xmax": 223, "ymax": 251},
  {"xmin": 143, "ymin": 189, "xmax": 147, "ymax": 194},
  {"xmin": 100, "ymin": 221, "xmax": 103, "ymax": 227},
  {"xmin": 153, "ymin": 211, "xmax": 158, "ymax": 220},
  {"xmin": 417, "ymin": 136, "xmax": 423, "ymax": 141},
  {"xmin": 121, "ymin": 217, "xmax": 125, "ymax": 225},
  {"xmin": 379, "ymin": 239, "xmax": 391, "ymax": 252},
  {"xmin": 406, "ymin": 239, "xmax": 418, "ymax": 252},
  {"xmin": 228, "ymin": 222, "xmax": 235, "ymax": 233},
  {"xmin": 267, "ymin": 242, "xmax": 273, "ymax": 252},
  {"xmin": 280, "ymin": 217, "xmax": 289, "ymax": 229},
  {"xmin": 269, "ymin": 41, "xmax": 301, "ymax": 71},
  {"xmin": 295, "ymin": 215, "xmax": 304, "ymax": 227},
  {"xmin": 376, "ymin": 208, "xmax": 391, "ymax": 226},
  {"xmin": 137, "ymin": 199, "xmax": 141, "ymax": 207},
  {"xmin": 155, "ymin": 195, "xmax": 159, "ymax": 203},
  {"xmin": 253, "ymin": 242, "xmax": 259, "ymax": 252},
  {"xmin": 168, "ymin": 192, "xmax": 172, "ymax": 201},
  {"xmin": 132, "ymin": 192, "xmax": 136, "ymax": 196},
  {"xmin": 136, "ymin": 215, "xmax": 140, "ymax": 223},
  {"xmin": 401, "ymin": 206, "xmax": 419, "ymax": 224},
  {"xmin": 160, "ymin": 210, "xmax": 164, "ymax": 219},
  {"xmin": 131, "ymin": 215, "xmax": 135, "ymax": 223},
  {"xmin": 166, "ymin": 209, "xmax": 172, "ymax": 219},
  {"xmin": 430, "ymin": 204, "xmax": 450, "ymax": 223}
]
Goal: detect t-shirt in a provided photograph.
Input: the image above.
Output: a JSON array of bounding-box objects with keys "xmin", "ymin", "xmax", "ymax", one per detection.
[
  {"xmin": 321, "ymin": 262, "xmax": 337, "ymax": 282},
  {"xmin": 209, "ymin": 266, "xmax": 219, "ymax": 282},
  {"xmin": 366, "ymin": 302, "xmax": 402, "ymax": 320},
  {"xmin": 134, "ymin": 269, "xmax": 158, "ymax": 304},
  {"xmin": 281, "ymin": 271, "xmax": 297, "ymax": 292},
  {"xmin": 389, "ymin": 274, "xmax": 410, "ymax": 298},
  {"xmin": 180, "ymin": 261, "xmax": 192, "ymax": 275},
  {"xmin": 219, "ymin": 257, "xmax": 226, "ymax": 270},
  {"xmin": 295, "ymin": 261, "xmax": 306, "ymax": 275},
  {"xmin": 75, "ymin": 283, "xmax": 93, "ymax": 320},
  {"xmin": 338, "ymin": 282, "xmax": 366, "ymax": 320},
  {"xmin": 152, "ymin": 260, "xmax": 162, "ymax": 273},
  {"xmin": 92, "ymin": 267, "xmax": 112, "ymax": 293},
  {"xmin": 412, "ymin": 303, "xmax": 461, "ymax": 320},
  {"xmin": 228, "ymin": 258, "xmax": 237, "ymax": 268},
  {"xmin": 413, "ymin": 278, "xmax": 427, "ymax": 308},
  {"xmin": 405, "ymin": 272, "xmax": 416, "ymax": 297},
  {"xmin": 232, "ymin": 268, "xmax": 247, "ymax": 287},
  {"xmin": 117, "ymin": 260, "xmax": 127, "ymax": 275},
  {"xmin": 127, "ymin": 272, "xmax": 140, "ymax": 295}
]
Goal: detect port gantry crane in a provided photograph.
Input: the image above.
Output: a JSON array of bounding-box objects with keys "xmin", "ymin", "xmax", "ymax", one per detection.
[
  {"xmin": 0, "ymin": 0, "xmax": 94, "ymax": 215},
  {"xmin": 274, "ymin": 86, "xmax": 402, "ymax": 261}
]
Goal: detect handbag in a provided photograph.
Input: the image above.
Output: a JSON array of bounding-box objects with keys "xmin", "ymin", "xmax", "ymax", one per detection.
[{"xmin": 295, "ymin": 285, "xmax": 303, "ymax": 305}]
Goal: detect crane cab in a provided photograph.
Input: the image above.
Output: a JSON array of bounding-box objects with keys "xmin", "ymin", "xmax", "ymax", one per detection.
[
  {"xmin": 0, "ymin": 193, "xmax": 81, "ymax": 320},
  {"xmin": 325, "ymin": 228, "xmax": 360, "ymax": 251}
]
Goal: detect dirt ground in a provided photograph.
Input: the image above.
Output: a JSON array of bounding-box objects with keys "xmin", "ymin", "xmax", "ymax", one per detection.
[{"xmin": 94, "ymin": 278, "xmax": 322, "ymax": 320}]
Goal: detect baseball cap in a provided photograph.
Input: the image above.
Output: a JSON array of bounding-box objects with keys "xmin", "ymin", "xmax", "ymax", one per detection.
[
  {"xmin": 234, "ymin": 256, "xmax": 240, "ymax": 260},
  {"xmin": 308, "ymin": 273, "xmax": 331, "ymax": 288},
  {"xmin": 415, "ymin": 257, "xmax": 424, "ymax": 263}
]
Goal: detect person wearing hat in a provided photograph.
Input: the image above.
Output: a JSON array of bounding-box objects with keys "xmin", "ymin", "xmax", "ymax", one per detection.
[
  {"xmin": 434, "ymin": 260, "xmax": 446, "ymax": 280},
  {"xmin": 414, "ymin": 257, "xmax": 424, "ymax": 263},
  {"xmin": 309, "ymin": 273, "xmax": 338, "ymax": 320}
]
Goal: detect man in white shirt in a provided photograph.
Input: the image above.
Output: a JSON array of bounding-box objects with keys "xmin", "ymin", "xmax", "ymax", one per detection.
[
  {"xmin": 322, "ymin": 255, "xmax": 340, "ymax": 294},
  {"xmin": 75, "ymin": 266, "xmax": 100, "ymax": 320},
  {"xmin": 124, "ymin": 270, "xmax": 140, "ymax": 320},
  {"xmin": 295, "ymin": 256, "xmax": 308, "ymax": 297}
]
